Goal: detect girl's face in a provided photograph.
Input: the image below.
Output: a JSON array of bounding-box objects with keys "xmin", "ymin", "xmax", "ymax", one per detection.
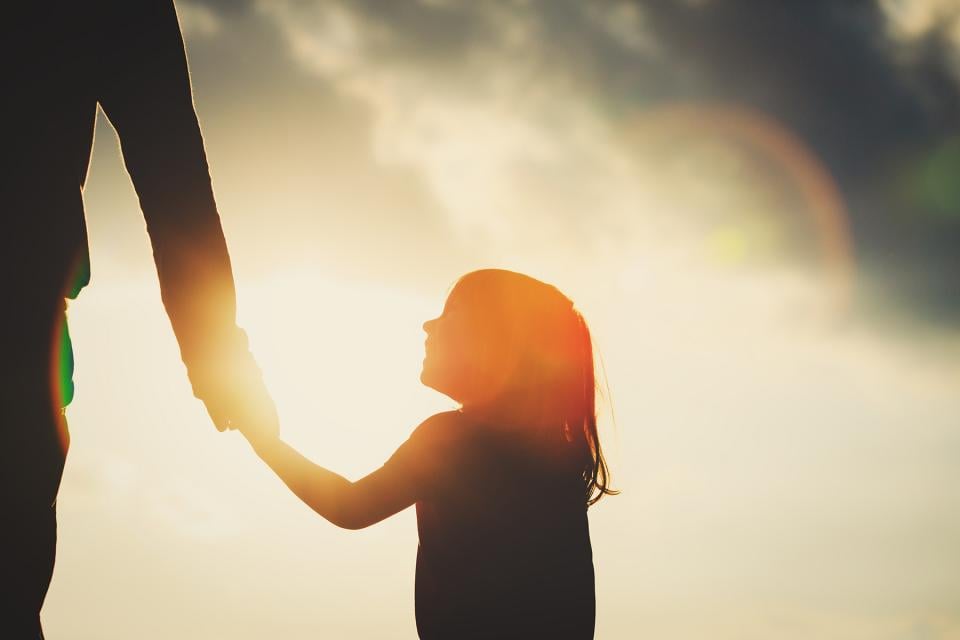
[{"xmin": 420, "ymin": 285, "xmax": 495, "ymax": 405}]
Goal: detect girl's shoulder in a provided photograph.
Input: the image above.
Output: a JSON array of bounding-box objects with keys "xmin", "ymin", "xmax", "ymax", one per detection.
[
  {"xmin": 388, "ymin": 411, "xmax": 469, "ymax": 479},
  {"xmin": 411, "ymin": 410, "xmax": 467, "ymax": 443}
]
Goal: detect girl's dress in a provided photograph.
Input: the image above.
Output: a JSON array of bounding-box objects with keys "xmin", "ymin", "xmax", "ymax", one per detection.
[{"xmin": 383, "ymin": 410, "xmax": 596, "ymax": 639}]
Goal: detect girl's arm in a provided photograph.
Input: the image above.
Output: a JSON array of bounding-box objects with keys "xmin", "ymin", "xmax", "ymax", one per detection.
[{"xmin": 245, "ymin": 434, "xmax": 418, "ymax": 530}]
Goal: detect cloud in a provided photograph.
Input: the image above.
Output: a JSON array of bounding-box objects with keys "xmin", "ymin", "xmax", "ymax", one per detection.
[
  {"xmin": 622, "ymin": 0, "xmax": 960, "ymax": 320},
  {"xmin": 253, "ymin": 0, "xmax": 643, "ymax": 247},
  {"xmin": 95, "ymin": 0, "xmax": 477, "ymax": 285},
  {"xmin": 179, "ymin": 0, "xmax": 960, "ymax": 323},
  {"xmin": 880, "ymin": 0, "xmax": 960, "ymax": 48},
  {"xmin": 177, "ymin": 2, "xmax": 222, "ymax": 38}
]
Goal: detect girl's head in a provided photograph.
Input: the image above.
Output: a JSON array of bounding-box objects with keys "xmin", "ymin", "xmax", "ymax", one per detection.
[{"xmin": 421, "ymin": 269, "xmax": 616, "ymax": 505}]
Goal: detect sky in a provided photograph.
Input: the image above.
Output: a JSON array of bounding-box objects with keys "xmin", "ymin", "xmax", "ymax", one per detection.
[{"xmin": 42, "ymin": 1, "xmax": 960, "ymax": 638}]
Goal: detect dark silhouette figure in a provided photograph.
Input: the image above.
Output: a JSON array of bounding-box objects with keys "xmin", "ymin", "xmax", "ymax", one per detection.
[
  {"xmin": 241, "ymin": 269, "xmax": 616, "ymax": 639},
  {"xmin": 1, "ymin": 2, "xmax": 276, "ymax": 635}
]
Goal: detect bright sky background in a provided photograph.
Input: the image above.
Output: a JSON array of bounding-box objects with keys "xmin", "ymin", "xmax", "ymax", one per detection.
[{"xmin": 43, "ymin": 1, "xmax": 960, "ymax": 638}]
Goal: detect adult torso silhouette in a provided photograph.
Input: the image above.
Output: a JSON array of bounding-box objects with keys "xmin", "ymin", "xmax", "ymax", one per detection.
[
  {"xmin": 4, "ymin": 2, "xmax": 234, "ymax": 343},
  {"xmin": 1, "ymin": 3, "xmax": 258, "ymax": 635},
  {"xmin": 6, "ymin": 4, "xmax": 98, "ymax": 313}
]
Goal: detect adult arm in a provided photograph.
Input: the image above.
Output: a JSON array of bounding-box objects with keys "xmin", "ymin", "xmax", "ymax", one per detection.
[{"xmin": 95, "ymin": 1, "xmax": 275, "ymax": 433}]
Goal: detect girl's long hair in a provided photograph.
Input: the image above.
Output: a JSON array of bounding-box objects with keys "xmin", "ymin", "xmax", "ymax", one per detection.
[{"xmin": 453, "ymin": 269, "xmax": 618, "ymax": 506}]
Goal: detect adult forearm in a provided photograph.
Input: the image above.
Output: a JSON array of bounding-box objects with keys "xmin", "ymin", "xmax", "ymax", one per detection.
[
  {"xmin": 95, "ymin": 0, "xmax": 276, "ymax": 433},
  {"xmin": 151, "ymin": 217, "xmax": 242, "ymax": 368},
  {"xmin": 116, "ymin": 109, "xmax": 246, "ymax": 379}
]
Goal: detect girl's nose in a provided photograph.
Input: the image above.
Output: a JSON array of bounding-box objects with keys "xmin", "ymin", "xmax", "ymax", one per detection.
[{"xmin": 423, "ymin": 317, "xmax": 437, "ymax": 334}]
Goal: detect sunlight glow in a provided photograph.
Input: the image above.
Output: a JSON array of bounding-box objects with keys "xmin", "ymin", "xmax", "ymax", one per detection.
[{"xmin": 237, "ymin": 269, "xmax": 455, "ymax": 475}]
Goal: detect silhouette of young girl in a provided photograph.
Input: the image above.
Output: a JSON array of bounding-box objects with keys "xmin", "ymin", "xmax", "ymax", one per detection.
[{"xmin": 240, "ymin": 269, "xmax": 616, "ymax": 639}]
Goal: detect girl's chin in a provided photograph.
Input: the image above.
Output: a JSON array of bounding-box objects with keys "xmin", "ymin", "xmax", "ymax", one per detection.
[
  {"xmin": 419, "ymin": 366, "xmax": 440, "ymax": 391},
  {"xmin": 420, "ymin": 370, "xmax": 463, "ymax": 403}
]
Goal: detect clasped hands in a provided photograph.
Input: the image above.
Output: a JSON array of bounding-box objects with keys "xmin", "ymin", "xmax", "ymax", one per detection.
[{"xmin": 187, "ymin": 337, "xmax": 280, "ymax": 447}]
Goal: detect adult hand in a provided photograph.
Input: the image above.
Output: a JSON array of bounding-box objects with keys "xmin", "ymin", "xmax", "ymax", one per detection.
[{"xmin": 187, "ymin": 337, "xmax": 279, "ymax": 439}]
